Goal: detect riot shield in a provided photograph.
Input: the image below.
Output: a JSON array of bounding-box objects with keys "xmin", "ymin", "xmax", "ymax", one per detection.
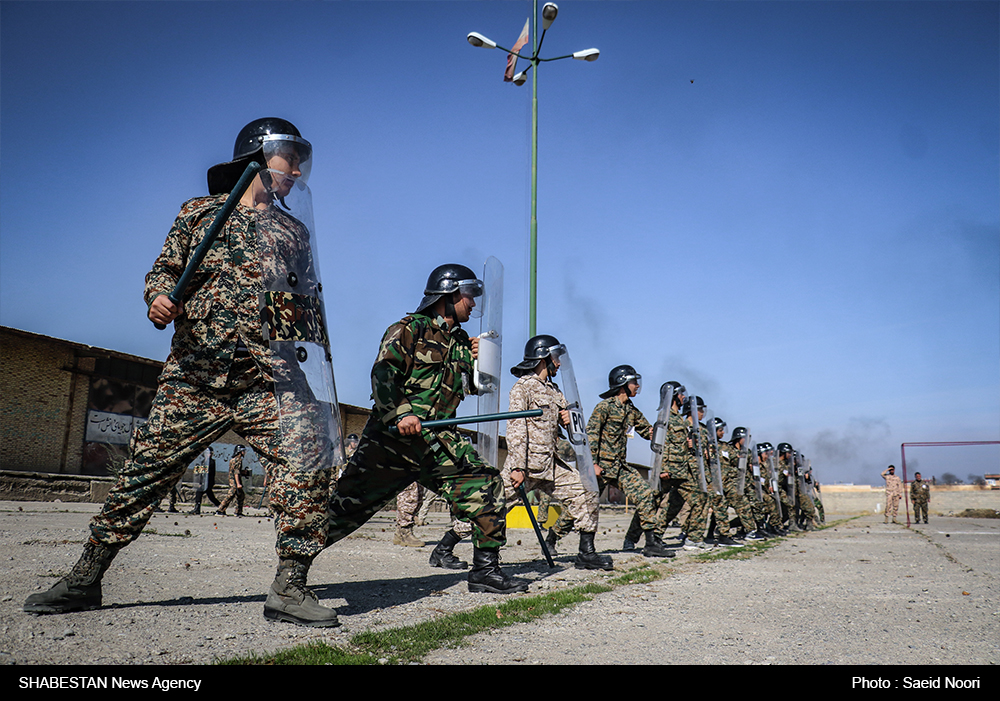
[
  {"xmin": 750, "ymin": 442, "xmax": 764, "ymax": 502},
  {"xmin": 687, "ymin": 392, "xmax": 708, "ymax": 493},
  {"xmin": 704, "ymin": 409, "xmax": 724, "ymax": 497},
  {"xmin": 737, "ymin": 429, "xmax": 751, "ymax": 495},
  {"xmin": 257, "ymin": 175, "xmax": 345, "ymax": 471},
  {"xmin": 190, "ymin": 451, "xmax": 209, "ymax": 492},
  {"xmin": 475, "ymin": 256, "xmax": 504, "ymax": 469},
  {"xmin": 767, "ymin": 451, "xmax": 783, "ymax": 522},
  {"xmin": 549, "ymin": 346, "xmax": 600, "ymax": 493},
  {"xmin": 647, "ymin": 383, "xmax": 674, "ymax": 491}
]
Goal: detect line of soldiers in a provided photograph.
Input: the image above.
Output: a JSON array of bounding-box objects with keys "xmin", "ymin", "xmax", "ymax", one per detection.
[
  {"xmin": 544, "ymin": 374, "xmax": 826, "ymax": 554},
  {"xmin": 22, "ymin": 118, "xmax": 825, "ymax": 631}
]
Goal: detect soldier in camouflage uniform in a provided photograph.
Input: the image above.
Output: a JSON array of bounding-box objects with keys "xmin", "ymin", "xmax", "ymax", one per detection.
[
  {"xmin": 217, "ymin": 445, "xmax": 246, "ymax": 517},
  {"xmin": 882, "ymin": 465, "xmax": 903, "ymax": 524},
  {"xmin": 24, "ymin": 119, "xmax": 341, "ymax": 627},
  {"xmin": 715, "ymin": 424, "xmax": 763, "ymax": 541},
  {"xmin": 909, "ymin": 471, "xmax": 930, "ymax": 524},
  {"xmin": 679, "ymin": 396, "xmax": 715, "ymax": 550},
  {"xmin": 326, "ymin": 264, "xmax": 527, "ymax": 594},
  {"xmin": 623, "ymin": 381, "xmax": 688, "ymax": 549},
  {"xmin": 504, "ymin": 335, "xmax": 612, "ymax": 570},
  {"xmin": 586, "ymin": 365, "xmax": 674, "ymax": 558}
]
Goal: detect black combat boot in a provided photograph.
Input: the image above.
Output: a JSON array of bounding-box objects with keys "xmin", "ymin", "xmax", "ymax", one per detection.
[
  {"xmin": 263, "ymin": 556, "xmax": 340, "ymax": 628},
  {"xmin": 468, "ymin": 547, "xmax": 529, "ymax": 594},
  {"xmin": 24, "ymin": 540, "xmax": 119, "ymax": 614},
  {"xmin": 575, "ymin": 531, "xmax": 613, "ymax": 571},
  {"xmin": 642, "ymin": 530, "xmax": 676, "ymax": 558},
  {"xmin": 429, "ymin": 530, "xmax": 468, "ymax": 570}
]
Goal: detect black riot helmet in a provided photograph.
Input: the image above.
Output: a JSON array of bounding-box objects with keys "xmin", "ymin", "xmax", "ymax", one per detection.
[
  {"xmin": 714, "ymin": 417, "xmax": 727, "ymax": 436},
  {"xmin": 511, "ymin": 334, "xmax": 561, "ymax": 377},
  {"xmin": 681, "ymin": 395, "xmax": 706, "ymax": 417},
  {"xmin": 207, "ymin": 117, "xmax": 312, "ymax": 195},
  {"xmin": 600, "ymin": 364, "xmax": 642, "ymax": 399},
  {"xmin": 413, "ymin": 263, "xmax": 484, "ymax": 319},
  {"xmin": 661, "ymin": 381, "xmax": 686, "ymax": 408},
  {"xmin": 756, "ymin": 442, "xmax": 772, "ymax": 456},
  {"xmin": 777, "ymin": 442, "xmax": 793, "ymax": 457},
  {"xmin": 732, "ymin": 426, "xmax": 748, "ymax": 444}
]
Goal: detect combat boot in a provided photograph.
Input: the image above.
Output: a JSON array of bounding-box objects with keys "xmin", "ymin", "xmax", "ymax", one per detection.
[
  {"xmin": 429, "ymin": 530, "xmax": 467, "ymax": 569},
  {"xmin": 642, "ymin": 530, "xmax": 676, "ymax": 558},
  {"xmin": 575, "ymin": 531, "xmax": 613, "ymax": 571},
  {"xmin": 24, "ymin": 540, "xmax": 119, "ymax": 614},
  {"xmin": 545, "ymin": 528, "xmax": 560, "ymax": 556},
  {"xmin": 394, "ymin": 525, "xmax": 424, "ymax": 548},
  {"xmin": 263, "ymin": 556, "xmax": 339, "ymax": 628},
  {"xmin": 467, "ymin": 547, "xmax": 529, "ymax": 594}
]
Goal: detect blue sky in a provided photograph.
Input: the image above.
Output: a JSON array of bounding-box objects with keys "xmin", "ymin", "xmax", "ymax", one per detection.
[{"xmin": 2, "ymin": 1, "xmax": 997, "ymax": 484}]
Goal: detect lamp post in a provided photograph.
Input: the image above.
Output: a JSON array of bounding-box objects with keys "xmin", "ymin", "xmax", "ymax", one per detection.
[{"xmin": 468, "ymin": 2, "xmax": 599, "ymax": 337}]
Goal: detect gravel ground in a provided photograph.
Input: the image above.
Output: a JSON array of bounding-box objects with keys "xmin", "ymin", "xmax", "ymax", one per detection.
[{"xmin": 2, "ymin": 500, "xmax": 998, "ymax": 667}]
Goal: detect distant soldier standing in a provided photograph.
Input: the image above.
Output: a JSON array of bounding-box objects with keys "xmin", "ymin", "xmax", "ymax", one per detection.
[
  {"xmin": 882, "ymin": 465, "xmax": 903, "ymax": 524},
  {"xmin": 217, "ymin": 446, "xmax": 247, "ymax": 517},
  {"xmin": 910, "ymin": 471, "xmax": 930, "ymax": 524}
]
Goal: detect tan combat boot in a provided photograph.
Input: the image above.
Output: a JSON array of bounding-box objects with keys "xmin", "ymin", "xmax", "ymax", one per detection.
[{"xmin": 393, "ymin": 525, "xmax": 424, "ymax": 547}]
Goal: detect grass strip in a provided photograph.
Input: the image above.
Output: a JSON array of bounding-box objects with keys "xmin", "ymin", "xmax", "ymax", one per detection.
[{"xmin": 220, "ymin": 582, "xmax": 613, "ymax": 666}]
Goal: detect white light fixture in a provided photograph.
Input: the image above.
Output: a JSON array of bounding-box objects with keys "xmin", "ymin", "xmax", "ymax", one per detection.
[
  {"xmin": 467, "ymin": 32, "xmax": 497, "ymax": 49},
  {"xmin": 572, "ymin": 48, "xmax": 600, "ymax": 62}
]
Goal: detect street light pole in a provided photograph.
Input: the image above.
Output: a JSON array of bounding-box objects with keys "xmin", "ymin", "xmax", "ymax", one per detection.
[{"xmin": 468, "ymin": 2, "xmax": 599, "ymax": 338}]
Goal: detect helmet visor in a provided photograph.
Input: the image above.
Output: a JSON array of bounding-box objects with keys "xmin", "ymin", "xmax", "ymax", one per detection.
[
  {"xmin": 262, "ymin": 135, "xmax": 313, "ymax": 193},
  {"xmin": 456, "ymin": 279, "xmax": 484, "ymax": 319}
]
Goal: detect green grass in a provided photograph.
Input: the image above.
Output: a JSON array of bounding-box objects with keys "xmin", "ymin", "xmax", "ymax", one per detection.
[{"xmin": 220, "ymin": 583, "xmax": 613, "ymax": 666}]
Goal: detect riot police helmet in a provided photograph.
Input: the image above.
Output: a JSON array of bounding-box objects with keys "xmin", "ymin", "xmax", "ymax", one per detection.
[
  {"xmin": 414, "ymin": 263, "xmax": 484, "ymax": 318},
  {"xmin": 681, "ymin": 395, "xmax": 706, "ymax": 417},
  {"xmin": 208, "ymin": 117, "xmax": 313, "ymax": 195},
  {"xmin": 660, "ymin": 381, "xmax": 686, "ymax": 407},
  {"xmin": 600, "ymin": 364, "xmax": 642, "ymax": 399},
  {"xmin": 777, "ymin": 442, "xmax": 793, "ymax": 455},
  {"xmin": 511, "ymin": 334, "xmax": 563, "ymax": 376},
  {"xmin": 732, "ymin": 426, "xmax": 748, "ymax": 443}
]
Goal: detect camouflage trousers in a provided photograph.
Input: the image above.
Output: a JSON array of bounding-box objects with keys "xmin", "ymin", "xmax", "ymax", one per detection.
[
  {"xmin": 722, "ymin": 481, "xmax": 756, "ymax": 533},
  {"xmin": 624, "ymin": 480, "xmax": 686, "ymax": 543},
  {"xmin": 912, "ymin": 498, "xmax": 927, "ymax": 523},
  {"xmin": 680, "ymin": 479, "xmax": 712, "ymax": 541},
  {"xmin": 396, "ymin": 481, "xmax": 424, "ymax": 528},
  {"xmin": 327, "ymin": 418, "xmax": 506, "ymax": 550},
  {"xmin": 885, "ymin": 493, "xmax": 901, "ymax": 521},
  {"xmin": 89, "ymin": 355, "xmax": 332, "ymax": 560},
  {"xmin": 501, "ymin": 460, "xmax": 600, "ymax": 533},
  {"xmin": 602, "ymin": 462, "xmax": 665, "ymax": 532}
]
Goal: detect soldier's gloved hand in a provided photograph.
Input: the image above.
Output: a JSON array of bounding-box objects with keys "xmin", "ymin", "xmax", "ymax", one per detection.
[
  {"xmin": 396, "ymin": 415, "xmax": 423, "ymax": 436},
  {"xmin": 148, "ymin": 294, "xmax": 184, "ymax": 325}
]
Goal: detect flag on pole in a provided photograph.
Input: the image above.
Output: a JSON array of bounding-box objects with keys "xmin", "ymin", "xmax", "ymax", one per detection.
[{"xmin": 503, "ymin": 18, "xmax": 530, "ymax": 82}]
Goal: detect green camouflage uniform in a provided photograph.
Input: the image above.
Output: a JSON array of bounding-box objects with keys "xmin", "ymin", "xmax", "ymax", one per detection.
[
  {"xmin": 624, "ymin": 405, "xmax": 687, "ymax": 543},
  {"xmin": 586, "ymin": 396, "xmax": 662, "ymax": 532},
  {"xmin": 910, "ymin": 477, "xmax": 930, "ymax": 523},
  {"xmin": 717, "ymin": 440, "xmax": 756, "ymax": 533},
  {"xmin": 327, "ymin": 313, "xmax": 506, "ymax": 550},
  {"xmin": 681, "ymin": 422, "xmax": 714, "ymax": 541},
  {"xmin": 89, "ymin": 195, "xmax": 332, "ymax": 561}
]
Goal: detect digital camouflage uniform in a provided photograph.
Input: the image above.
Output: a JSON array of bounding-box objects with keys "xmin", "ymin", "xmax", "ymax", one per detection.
[
  {"xmin": 586, "ymin": 396, "xmax": 662, "ymax": 532},
  {"xmin": 218, "ymin": 451, "xmax": 246, "ymax": 515},
  {"xmin": 681, "ymin": 422, "xmax": 714, "ymax": 542},
  {"xmin": 717, "ymin": 440, "xmax": 756, "ymax": 534},
  {"xmin": 882, "ymin": 468, "xmax": 903, "ymax": 523},
  {"xmin": 327, "ymin": 313, "xmax": 506, "ymax": 551},
  {"xmin": 88, "ymin": 195, "xmax": 332, "ymax": 561},
  {"xmin": 503, "ymin": 374, "xmax": 600, "ymax": 533},
  {"xmin": 910, "ymin": 477, "xmax": 930, "ymax": 523},
  {"xmin": 624, "ymin": 404, "xmax": 687, "ymax": 544}
]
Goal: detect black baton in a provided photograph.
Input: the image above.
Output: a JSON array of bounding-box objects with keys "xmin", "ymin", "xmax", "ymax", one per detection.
[{"xmin": 518, "ymin": 484, "xmax": 555, "ymax": 568}]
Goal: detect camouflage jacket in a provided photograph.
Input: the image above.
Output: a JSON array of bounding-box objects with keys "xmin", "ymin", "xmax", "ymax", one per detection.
[
  {"xmin": 369, "ymin": 313, "xmax": 475, "ymax": 427},
  {"xmin": 717, "ymin": 440, "xmax": 742, "ymax": 485},
  {"xmin": 660, "ymin": 407, "xmax": 689, "ymax": 477},
  {"xmin": 228, "ymin": 453, "xmax": 243, "ymax": 488},
  {"xmin": 882, "ymin": 470, "xmax": 903, "ymax": 497},
  {"xmin": 910, "ymin": 478, "xmax": 930, "ymax": 503},
  {"xmin": 587, "ymin": 396, "xmax": 652, "ymax": 477},
  {"xmin": 505, "ymin": 373, "xmax": 568, "ymax": 479},
  {"xmin": 145, "ymin": 195, "xmax": 318, "ymax": 389}
]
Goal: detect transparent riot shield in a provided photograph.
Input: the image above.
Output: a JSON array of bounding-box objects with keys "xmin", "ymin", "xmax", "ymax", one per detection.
[
  {"xmin": 257, "ymin": 176, "xmax": 345, "ymax": 471},
  {"xmin": 688, "ymin": 391, "xmax": 708, "ymax": 493},
  {"xmin": 189, "ymin": 452, "xmax": 209, "ymax": 493},
  {"xmin": 767, "ymin": 451, "xmax": 783, "ymax": 522},
  {"xmin": 750, "ymin": 443, "xmax": 764, "ymax": 502},
  {"xmin": 475, "ymin": 256, "xmax": 504, "ymax": 469},
  {"xmin": 647, "ymin": 384, "xmax": 674, "ymax": 491},
  {"xmin": 704, "ymin": 409, "xmax": 724, "ymax": 497},
  {"xmin": 550, "ymin": 346, "xmax": 600, "ymax": 493},
  {"xmin": 737, "ymin": 429, "xmax": 751, "ymax": 495}
]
